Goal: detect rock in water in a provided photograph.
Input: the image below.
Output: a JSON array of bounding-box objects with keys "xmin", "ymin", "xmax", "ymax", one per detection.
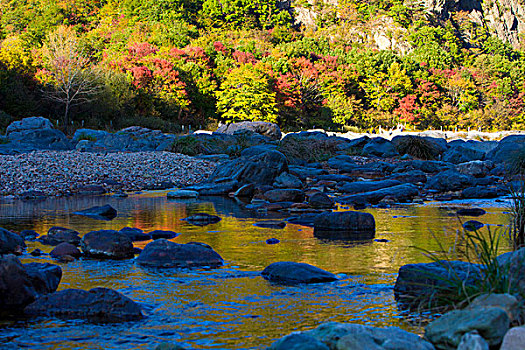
[
  {"xmin": 313, "ymin": 211, "xmax": 375, "ymax": 240},
  {"xmin": 39, "ymin": 226, "xmax": 81, "ymax": 246},
  {"xmin": 136, "ymin": 239, "xmax": 223, "ymax": 268},
  {"xmin": 261, "ymin": 261, "xmax": 338, "ymax": 284},
  {"xmin": 24, "ymin": 287, "xmax": 144, "ymax": 322},
  {"xmin": 50, "ymin": 243, "xmax": 82, "ymax": 259},
  {"xmin": 0, "ymin": 227, "xmax": 26, "ymax": 255},
  {"xmin": 269, "ymin": 333, "xmax": 329, "ymax": 350},
  {"xmin": 73, "ymin": 204, "xmax": 117, "ymax": 220},
  {"xmin": 182, "ymin": 213, "xmax": 221, "ymax": 226},
  {"xmin": 0, "ymin": 255, "xmax": 61, "ymax": 311},
  {"xmin": 80, "ymin": 230, "xmax": 134, "ymax": 259},
  {"xmin": 456, "ymin": 208, "xmax": 486, "ymax": 217}
]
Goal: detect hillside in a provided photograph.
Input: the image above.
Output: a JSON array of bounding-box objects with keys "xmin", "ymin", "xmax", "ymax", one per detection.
[{"xmin": 1, "ymin": 0, "xmax": 525, "ymax": 133}]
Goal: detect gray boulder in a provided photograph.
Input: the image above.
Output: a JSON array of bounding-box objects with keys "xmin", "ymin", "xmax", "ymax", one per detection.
[
  {"xmin": 216, "ymin": 121, "xmax": 281, "ymax": 140},
  {"xmin": 457, "ymin": 331, "xmax": 489, "ymax": 350},
  {"xmin": 6, "ymin": 117, "xmax": 54, "ymax": 133},
  {"xmin": 269, "ymin": 333, "xmax": 329, "ymax": 350},
  {"xmin": 264, "ymin": 189, "xmax": 305, "ymax": 203},
  {"xmin": 456, "ymin": 160, "xmax": 493, "ymax": 178},
  {"xmin": 39, "ymin": 226, "xmax": 81, "ymax": 246},
  {"xmin": 119, "ymin": 227, "xmax": 151, "ymax": 242},
  {"xmin": 327, "ymin": 155, "xmax": 357, "ymax": 173},
  {"xmin": 313, "ymin": 211, "xmax": 375, "ymax": 240},
  {"xmin": 262, "ymin": 261, "xmax": 338, "ymax": 284},
  {"xmin": 0, "ymin": 227, "xmax": 26, "ymax": 255},
  {"xmin": 425, "ymin": 170, "xmax": 474, "ymax": 192},
  {"xmin": 50, "ymin": 243, "xmax": 82, "ymax": 259},
  {"xmin": 486, "ymin": 135, "xmax": 525, "ymax": 165},
  {"xmin": 73, "ymin": 204, "xmax": 117, "ymax": 220},
  {"xmin": 308, "ymin": 192, "xmax": 334, "ymax": 209},
  {"xmin": 273, "ymin": 172, "xmax": 303, "ymax": 189},
  {"xmin": 24, "ymin": 287, "xmax": 144, "ymax": 322},
  {"xmin": 186, "ymin": 179, "xmax": 239, "ymax": 195},
  {"xmin": 462, "ymin": 186, "xmax": 498, "ymax": 199},
  {"xmin": 80, "ymin": 230, "xmax": 134, "ymax": 259},
  {"xmin": 339, "ymin": 183, "xmax": 419, "ymax": 205},
  {"xmin": 167, "ymin": 190, "xmax": 199, "ymax": 199},
  {"xmin": 362, "ymin": 137, "xmax": 399, "ymax": 158},
  {"xmin": 289, "ymin": 165, "xmax": 327, "ymax": 180},
  {"xmin": 337, "ymin": 179, "xmax": 401, "ymax": 194},
  {"xmin": 6, "ymin": 117, "xmax": 72, "ymax": 150},
  {"xmin": 183, "ymin": 213, "xmax": 221, "ymax": 226},
  {"xmin": 389, "ymin": 170, "xmax": 427, "ymax": 184},
  {"xmin": 425, "ymin": 306, "xmax": 509, "ymax": 349},
  {"xmin": 0, "ymin": 255, "xmax": 61, "ymax": 311},
  {"xmin": 136, "ymin": 239, "xmax": 223, "ymax": 268},
  {"xmin": 443, "ymin": 145, "xmax": 485, "ymax": 164},
  {"xmin": 393, "ymin": 160, "xmax": 452, "ymax": 173}
]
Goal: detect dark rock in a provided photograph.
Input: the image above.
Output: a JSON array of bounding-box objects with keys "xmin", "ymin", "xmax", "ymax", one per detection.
[
  {"xmin": 337, "ymin": 179, "xmax": 401, "ymax": 194},
  {"xmin": 240, "ymin": 144, "xmax": 278, "ymax": 158},
  {"xmin": 266, "ymin": 238, "xmax": 280, "ymax": 244},
  {"xmin": 167, "ymin": 190, "xmax": 199, "ymax": 199},
  {"xmin": 24, "ymin": 287, "xmax": 144, "ymax": 322},
  {"xmin": 133, "ymin": 247, "xmax": 142, "ymax": 255},
  {"xmin": 288, "ymin": 165, "xmax": 327, "ymax": 180},
  {"xmin": 39, "ymin": 226, "xmax": 81, "ymax": 246},
  {"xmin": 0, "ymin": 255, "xmax": 61, "ymax": 310},
  {"xmin": 486, "ymin": 135, "xmax": 525, "ymax": 165},
  {"xmin": 262, "ymin": 261, "xmax": 338, "ymax": 284},
  {"xmin": 76, "ymin": 185, "xmax": 106, "ymax": 195},
  {"xmin": 186, "ymin": 179, "xmax": 239, "ymax": 196},
  {"xmin": 50, "ymin": 243, "xmax": 82, "ymax": 259},
  {"xmin": 362, "ymin": 137, "xmax": 398, "ymax": 158},
  {"xmin": 119, "ymin": 227, "xmax": 151, "ymax": 242},
  {"xmin": 233, "ymin": 183, "xmax": 254, "ymax": 198},
  {"xmin": 394, "ymin": 159, "xmax": 452, "ymax": 173},
  {"xmin": 457, "ymin": 208, "xmax": 486, "ymax": 217},
  {"xmin": 30, "ymin": 249, "xmax": 43, "ymax": 256},
  {"xmin": 463, "ymin": 220, "xmax": 484, "ymax": 231},
  {"xmin": 394, "ymin": 261, "xmax": 481, "ymax": 309},
  {"xmin": 6, "ymin": 117, "xmax": 72, "ymax": 151},
  {"xmin": 313, "ymin": 211, "xmax": 375, "ymax": 240},
  {"xmin": 308, "ymin": 192, "xmax": 334, "ymax": 209},
  {"xmin": 154, "ymin": 343, "xmax": 187, "ymax": 350},
  {"xmin": 73, "ymin": 204, "xmax": 117, "ymax": 220},
  {"xmin": 327, "ymin": 155, "xmax": 356, "ymax": 172},
  {"xmin": 286, "ymin": 213, "xmax": 321, "ymax": 227},
  {"xmin": 80, "ymin": 230, "xmax": 134, "ymax": 259},
  {"xmin": 216, "ymin": 121, "xmax": 281, "ymax": 140},
  {"xmin": 315, "ymin": 174, "xmax": 354, "ymax": 182},
  {"xmin": 6, "ymin": 116, "xmax": 54, "ymax": 134},
  {"xmin": 388, "ymin": 170, "xmax": 427, "ymax": 184},
  {"xmin": 456, "ymin": 160, "xmax": 493, "ymax": 178},
  {"xmin": 339, "ymin": 183, "xmax": 419, "ymax": 205},
  {"xmin": 273, "ymin": 172, "xmax": 303, "ymax": 189},
  {"xmin": 20, "ymin": 230, "xmax": 38, "ymax": 241},
  {"xmin": 425, "ymin": 170, "xmax": 474, "ymax": 192},
  {"xmin": 264, "ymin": 189, "xmax": 305, "ymax": 203},
  {"xmin": 462, "ymin": 186, "xmax": 498, "ymax": 199},
  {"xmin": 443, "ymin": 144, "xmax": 485, "ymax": 164},
  {"xmin": 136, "ymin": 239, "xmax": 223, "ymax": 268},
  {"xmin": 254, "ymin": 220, "xmax": 287, "ymax": 229},
  {"xmin": 0, "ymin": 227, "xmax": 26, "ymax": 255},
  {"xmin": 183, "ymin": 213, "xmax": 221, "ymax": 226},
  {"xmin": 269, "ymin": 333, "xmax": 329, "ymax": 350},
  {"xmin": 148, "ymin": 230, "xmax": 178, "ymax": 240}
]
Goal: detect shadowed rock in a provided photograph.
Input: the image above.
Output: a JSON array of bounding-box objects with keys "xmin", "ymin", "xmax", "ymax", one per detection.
[
  {"xmin": 313, "ymin": 211, "xmax": 375, "ymax": 240},
  {"xmin": 73, "ymin": 204, "xmax": 117, "ymax": 220},
  {"xmin": 38, "ymin": 226, "xmax": 81, "ymax": 246},
  {"xmin": 80, "ymin": 230, "xmax": 134, "ymax": 259},
  {"xmin": 262, "ymin": 261, "xmax": 338, "ymax": 284},
  {"xmin": 136, "ymin": 239, "xmax": 223, "ymax": 268},
  {"xmin": 0, "ymin": 227, "xmax": 26, "ymax": 255},
  {"xmin": 182, "ymin": 213, "xmax": 221, "ymax": 226}
]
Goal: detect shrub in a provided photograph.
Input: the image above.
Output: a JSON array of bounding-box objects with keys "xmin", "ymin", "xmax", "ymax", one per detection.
[
  {"xmin": 170, "ymin": 136, "xmax": 209, "ymax": 156},
  {"xmin": 278, "ymin": 137, "xmax": 339, "ymax": 163},
  {"xmin": 394, "ymin": 136, "xmax": 438, "ymax": 160}
]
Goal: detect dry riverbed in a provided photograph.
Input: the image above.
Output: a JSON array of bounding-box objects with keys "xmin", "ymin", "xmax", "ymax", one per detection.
[{"xmin": 0, "ymin": 151, "xmax": 216, "ymax": 197}]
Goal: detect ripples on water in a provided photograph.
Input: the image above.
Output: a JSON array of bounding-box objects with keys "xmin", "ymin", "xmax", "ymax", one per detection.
[{"xmin": 0, "ymin": 193, "xmax": 512, "ymax": 349}]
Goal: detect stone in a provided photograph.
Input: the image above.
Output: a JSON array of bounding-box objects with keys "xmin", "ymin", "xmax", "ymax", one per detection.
[
  {"xmin": 264, "ymin": 189, "xmax": 305, "ymax": 203},
  {"xmin": 337, "ymin": 179, "xmax": 401, "ymax": 194},
  {"xmin": 233, "ymin": 183, "xmax": 255, "ymax": 197},
  {"xmin": 136, "ymin": 239, "xmax": 223, "ymax": 268},
  {"xmin": 457, "ymin": 208, "xmax": 486, "ymax": 217},
  {"xmin": 154, "ymin": 343, "xmax": 187, "ymax": 350},
  {"xmin": 119, "ymin": 227, "xmax": 151, "ymax": 242},
  {"xmin": 394, "ymin": 261, "xmax": 481, "ymax": 309},
  {"xmin": 463, "ymin": 220, "xmax": 484, "ymax": 231},
  {"xmin": 286, "ymin": 213, "xmax": 321, "ymax": 227},
  {"xmin": 262, "ymin": 261, "xmax": 338, "ymax": 284},
  {"xmin": 362, "ymin": 137, "xmax": 399, "ymax": 158},
  {"xmin": 313, "ymin": 211, "xmax": 375, "ymax": 240},
  {"xmin": 273, "ymin": 172, "xmax": 303, "ymax": 189},
  {"xmin": 425, "ymin": 306, "xmax": 509, "ymax": 349},
  {"xmin": 389, "ymin": 170, "xmax": 427, "ymax": 184},
  {"xmin": 186, "ymin": 179, "xmax": 239, "ymax": 195},
  {"xmin": 468, "ymin": 294, "xmax": 519, "ymax": 323},
  {"xmin": 80, "ymin": 230, "xmax": 134, "ymax": 259},
  {"xmin": 20, "ymin": 230, "xmax": 38, "ymax": 240},
  {"xmin": 182, "ymin": 213, "xmax": 221, "ymax": 226},
  {"xmin": 308, "ymin": 192, "xmax": 334, "ymax": 209},
  {"xmin": 6, "ymin": 117, "xmax": 72, "ymax": 151},
  {"xmin": 456, "ymin": 161, "xmax": 493, "ymax": 178},
  {"xmin": 486, "ymin": 135, "xmax": 525, "ymax": 165},
  {"xmin": 269, "ymin": 333, "xmax": 330, "ymax": 350},
  {"xmin": 254, "ymin": 220, "xmax": 287, "ymax": 229},
  {"xmin": 393, "ymin": 159, "xmax": 452, "ymax": 173},
  {"xmin": 6, "ymin": 117, "xmax": 54, "ymax": 134},
  {"xmin": 0, "ymin": 255, "xmax": 61, "ymax": 311},
  {"xmin": 39, "ymin": 226, "xmax": 81, "ymax": 246},
  {"xmin": 24, "ymin": 287, "xmax": 144, "ymax": 322},
  {"xmin": 266, "ymin": 238, "xmax": 280, "ymax": 244},
  {"xmin": 73, "ymin": 204, "xmax": 117, "ymax": 220},
  {"xmin": 148, "ymin": 230, "xmax": 178, "ymax": 240},
  {"xmin": 75, "ymin": 185, "xmax": 106, "ymax": 195},
  {"xmin": 30, "ymin": 249, "xmax": 43, "ymax": 256},
  {"xmin": 302, "ymin": 322, "xmax": 435, "ymax": 350},
  {"xmin": 50, "ymin": 243, "xmax": 82, "ymax": 259},
  {"xmin": 462, "ymin": 186, "xmax": 498, "ymax": 199},
  {"xmin": 425, "ymin": 170, "xmax": 474, "ymax": 192},
  {"xmin": 167, "ymin": 190, "xmax": 199, "ymax": 199},
  {"xmin": 339, "ymin": 183, "xmax": 419, "ymax": 205},
  {"xmin": 443, "ymin": 145, "xmax": 485, "ymax": 164},
  {"xmin": 327, "ymin": 155, "xmax": 357, "ymax": 173},
  {"xmin": 499, "ymin": 247, "xmax": 525, "ymax": 295},
  {"xmin": 289, "ymin": 165, "xmax": 327, "ymax": 180},
  {"xmin": 216, "ymin": 121, "xmax": 281, "ymax": 140},
  {"xmin": 457, "ymin": 331, "xmax": 489, "ymax": 350},
  {"xmin": 500, "ymin": 325, "xmax": 525, "ymax": 350},
  {"xmin": 0, "ymin": 227, "xmax": 26, "ymax": 255}
]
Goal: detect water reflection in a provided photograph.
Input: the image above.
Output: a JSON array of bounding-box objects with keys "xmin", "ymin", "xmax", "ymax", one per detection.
[{"xmin": 0, "ymin": 193, "xmax": 512, "ymax": 349}]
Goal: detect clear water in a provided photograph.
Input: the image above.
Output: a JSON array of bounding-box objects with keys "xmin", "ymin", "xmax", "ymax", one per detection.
[{"xmin": 0, "ymin": 193, "xmax": 512, "ymax": 349}]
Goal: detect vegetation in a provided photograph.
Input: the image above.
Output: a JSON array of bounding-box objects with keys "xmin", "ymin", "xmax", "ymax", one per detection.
[
  {"xmin": 278, "ymin": 136, "xmax": 340, "ymax": 163},
  {"xmin": 1, "ymin": 0, "xmax": 525, "ymax": 134},
  {"xmin": 394, "ymin": 136, "xmax": 438, "ymax": 160}
]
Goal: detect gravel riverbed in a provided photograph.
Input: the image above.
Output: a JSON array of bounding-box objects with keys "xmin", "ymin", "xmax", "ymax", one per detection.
[{"xmin": 0, "ymin": 151, "xmax": 217, "ymax": 197}]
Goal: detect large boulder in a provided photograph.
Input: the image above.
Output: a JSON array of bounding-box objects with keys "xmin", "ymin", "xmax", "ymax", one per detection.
[
  {"xmin": 394, "ymin": 261, "xmax": 481, "ymax": 309},
  {"xmin": 486, "ymin": 135, "xmax": 525, "ymax": 165},
  {"xmin": 0, "ymin": 255, "xmax": 61, "ymax": 311},
  {"xmin": 313, "ymin": 211, "xmax": 375, "ymax": 240},
  {"xmin": 185, "ymin": 179, "xmax": 239, "ymax": 195},
  {"xmin": 73, "ymin": 204, "xmax": 117, "ymax": 220},
  {"xmin": 80, "ymin": 230, "xmax": 134, "ymax": 259},
  {"xmin": 308, "ymin": 192, "xmax": 335, "ymax": 209},
  {"xmin": 24, "ymin": 287, "xmax": 144, "ymax": 322},
  {"xmin": 425, "ymin": 307, "xmax": 509, "ymax": 349},
  {"xmin": 425, "ymin": 170, "xmax": 474, "ymax": 192},
  {"xmin": 443, "ymin": 144, "xmax": 485, "ymax": 164},
  {"xmin": 216, "ymin": 121, "xmax": 281, "ymax": 140},
  {"xmin": 327, "ymin": 155, "xmax": 357, "ymax": 173},
  {"xmin": 456, "ymin": 160, "xmax": 493, "ymax": 178},
  {"xmin": 0, "ymin": 227, "xmax": 26, "ymax": 254},
  {"xmin": 119, "ymin": 227, "xmax": 151, "ymax": 242},
  {"xmin": 288, "ymin": 322, "xmax": 435, "ymax": 350},
  {"xmin": 336, "ymin": 179, "xmax": 401, "ymax": 194},
  {"xmin": 264, "ymin": 189, "xmax": 305, "ymax": 203},
  {"xmin": 207, "ymin": 150, "xmax": 288, "ymax": 186},
  {"xmin": 6, "ymin": 117, "xmax": 72, "ymax": 150},
  {"xmin": 262, "ymin": 261, "xmax": 338, "ymax": 284},
  {"xmin": 182, "ymin": 213, "xmax": 221, "ymax": 226},
  {"xmin": 50, "ymin": 243, "xmax": 82, "ymax": 260},
  {"xmin": 339, "ymin": 183, "xmax": 420, "ymax": 205},
  {"xmin": 269, "ymin": 333, "xmax": 329, "ymax": 350},
  {"xmin": 38, "ymin": 226, "xmax": 81, "ymax": 246},
  {"xmin": 273, "ymin": 172, "xmax": 303, "ymax": 189},
  {"xmin": 136, "ymin": 239, "xmax": 223, "ymax": 268},
  {"xmin": 362, "ymin": 137, "xmax": 399, "ymax": 158}
]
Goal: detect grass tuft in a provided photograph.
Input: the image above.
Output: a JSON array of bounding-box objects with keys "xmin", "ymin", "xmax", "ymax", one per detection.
[{"xmin": 395, "ymin": 136, "xmax": 438, "ymax": 160}]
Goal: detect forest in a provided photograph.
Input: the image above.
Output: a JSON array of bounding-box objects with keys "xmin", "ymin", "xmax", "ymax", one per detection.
[{"xmin": 1, "ymin": 0, "xmax": 525, "ymax": 133}]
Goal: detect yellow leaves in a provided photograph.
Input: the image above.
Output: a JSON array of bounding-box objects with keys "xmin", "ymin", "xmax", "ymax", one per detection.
[{"xmin": 0, "ymin": 35, "xmax": 34, "ymax": 73}]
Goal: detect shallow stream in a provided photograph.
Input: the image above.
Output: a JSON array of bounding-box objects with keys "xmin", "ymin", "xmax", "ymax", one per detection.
[{"xmin": 0, "ymin": 193, "xmax": 513, "ymax": 349}]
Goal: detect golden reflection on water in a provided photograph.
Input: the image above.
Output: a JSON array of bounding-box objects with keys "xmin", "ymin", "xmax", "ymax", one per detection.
[{"xmin": 0, "ymin": 193, "xmax": 513, "ymax": 349}]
